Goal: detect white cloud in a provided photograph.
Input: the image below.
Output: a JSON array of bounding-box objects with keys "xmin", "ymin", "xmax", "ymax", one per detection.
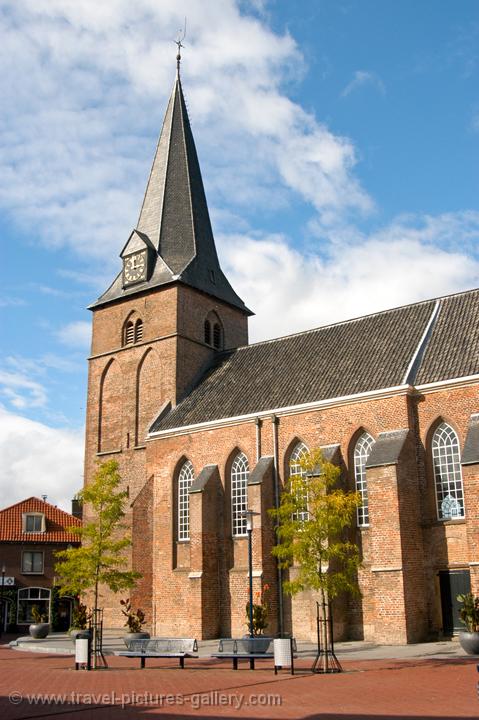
[
  {"xmin": 0, "ymin": 369, "xmax": 47, "ymax": 409},
  {"xmin": 56, "ymin": 321, "xmax": 91, "ymax": 349},
  {"xmin": 0, "ymin": 406, "xmax": 83, "ymax": 511},
  {"xmin": 0, "ymin": 0, "xmax": 371, "ymax": 268},
  {"xmin": 220, "ymin": 211, "xmax": 479, "ymax": 341},
  {"xmin": 341, "ymin": 70, "xmax": 386, "ymax": 98}
]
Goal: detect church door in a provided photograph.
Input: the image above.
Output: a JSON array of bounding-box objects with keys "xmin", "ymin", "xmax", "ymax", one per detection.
[{"xmin": 439, "ymin": 569, "xmax": 470, "ymax": 635}]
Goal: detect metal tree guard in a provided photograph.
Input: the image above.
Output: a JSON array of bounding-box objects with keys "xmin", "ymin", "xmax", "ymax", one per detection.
[{"xmin": 311, "ymin": 600, "xmax": 342, "ymax": 673}]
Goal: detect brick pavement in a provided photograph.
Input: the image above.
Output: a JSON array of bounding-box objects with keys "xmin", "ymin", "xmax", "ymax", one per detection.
[{"xmin": 0, "ymin": 645, "xmax": 477, "ymax": 720}]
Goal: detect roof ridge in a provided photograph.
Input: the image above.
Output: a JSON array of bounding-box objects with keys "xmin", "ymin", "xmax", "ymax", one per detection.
[
  {"xmin": 234, "ymin": 286, "xmax": 479, "ymax": 354},
  {"xmin": 0, "ymin": 496, "xmax": 79, "ymax": 520}
]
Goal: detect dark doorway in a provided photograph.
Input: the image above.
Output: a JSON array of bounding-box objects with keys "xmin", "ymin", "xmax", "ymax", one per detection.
[
  {"xmin": 56, "ymin": 597, "xmax": 72, "ymax": 632},
  {"xmin": 439, "ymin": 569, "xmax": 470, "ymax": 635}
]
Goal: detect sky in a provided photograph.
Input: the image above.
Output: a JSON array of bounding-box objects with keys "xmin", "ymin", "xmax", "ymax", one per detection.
[{"xmin": 1, "ymin": 0, "xmax": 479, "ymax": 511}]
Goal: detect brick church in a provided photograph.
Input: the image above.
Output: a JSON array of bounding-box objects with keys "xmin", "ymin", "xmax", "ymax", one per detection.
[{"xmin": 84, "ymin": 60, "xmax": 479, "ymax": 644}]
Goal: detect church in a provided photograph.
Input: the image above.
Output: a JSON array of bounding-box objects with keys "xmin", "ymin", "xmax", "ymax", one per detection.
[{"xmin": 84, "ymin": 58, "xmax": 479, "ymax": 644}]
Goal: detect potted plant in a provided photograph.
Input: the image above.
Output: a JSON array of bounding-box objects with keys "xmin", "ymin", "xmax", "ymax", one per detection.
[
  {"xmin": 457, "ymin": 592, "xmax": 479, "ymax": 655},
  {"xmin": 120, "ymin": 598, "xmax": 149, "ymax": 647},
  {"xmin": 242, "ymin": 584, "xmax": 272, "ymax": 653},
  {"xmin": 28, "ymin": 605, "xmax": 50, "ymax": 639},
  {"xmin": 69, "ymin": 601, "xmax": 91, "ymax": 641}
]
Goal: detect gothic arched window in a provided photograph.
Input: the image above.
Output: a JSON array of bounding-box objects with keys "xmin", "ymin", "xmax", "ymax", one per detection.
[
  {"xmin": 289, "ymin": 441, "xmax": 309, "ymax": 521},
  {"xmin": 134, "ymin": 319, "xmax": 143, "ymax": 343},
  {"xmin": 432, "ymin": 422, "xmax": 465, "ymax": 520},
  {"xmin": 231, "ymin": 452, "xmax": 249, "ymax": 536},
  {"xmin": 354, "ymin": 432, "xmax": 375, "ymax": 527},
  {"xmin": 178, "ymin": 460, "xmax": 195, "ymax": 541},
  {"xmin": 125, "ymin": 321, "xmax": 134, "ymax": 345},
  {"xmin": 204, "ymin": 319, "xmax": 211, "ymax": 345}
]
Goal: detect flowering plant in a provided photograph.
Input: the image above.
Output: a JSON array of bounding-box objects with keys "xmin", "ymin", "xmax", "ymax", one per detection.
[{"xmin": 245, "ymin": 583, "xmax": 270, "ymax": 635}]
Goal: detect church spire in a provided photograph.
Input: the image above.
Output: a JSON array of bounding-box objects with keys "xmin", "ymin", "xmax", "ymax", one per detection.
[{"xmin": 92, "ymin": 57, "xmax": 250, "ymax": 314}]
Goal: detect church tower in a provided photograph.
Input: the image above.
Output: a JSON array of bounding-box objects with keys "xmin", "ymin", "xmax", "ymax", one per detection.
[{"xmin": 83, "ymin": 60, "xmax": 251, "ymax": 624}]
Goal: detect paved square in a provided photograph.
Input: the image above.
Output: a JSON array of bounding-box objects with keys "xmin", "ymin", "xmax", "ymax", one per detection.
[{"xmin": 0, "ymin": 645, "xmax": 478, "ymax": 719}]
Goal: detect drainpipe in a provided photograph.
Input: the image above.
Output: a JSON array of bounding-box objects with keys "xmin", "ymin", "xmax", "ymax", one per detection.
[
  {"xmin": 255, "ymin": 417, "xmax": 262, "ymax": 462},
  {"xmin": 271, "ymin": 414, "xmax": 284, "ymax": 636}
]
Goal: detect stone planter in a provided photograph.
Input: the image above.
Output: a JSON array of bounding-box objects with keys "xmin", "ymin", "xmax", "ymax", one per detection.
[
  {"xmin": 29, "ymin": 623, "xmax": 50, "ymax": 639},
  {"xmin": 123, "ymin": 632, "xmax": 150, "ymax": 648},
  {"xmin": 459, "ymin": 631, "xmax": 479, "ymax": 655},
  {"xmin": 240, "ymin": 636, "xmax": 273, "ymax": 654}
]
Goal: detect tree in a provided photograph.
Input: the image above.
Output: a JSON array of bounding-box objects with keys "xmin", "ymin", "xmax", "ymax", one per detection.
[
  {"xmin": 55, "ymin": 460, "xmax": 140, "ymax": 667},
  {"xmin": 270, "ymin": 448, "xmax": 361, "ymax": 672}
]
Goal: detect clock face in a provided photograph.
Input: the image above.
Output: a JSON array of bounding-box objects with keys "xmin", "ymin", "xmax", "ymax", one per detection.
[{"xmin": 124, "ymin": 252, "xmax": 147, "ymax": 284}]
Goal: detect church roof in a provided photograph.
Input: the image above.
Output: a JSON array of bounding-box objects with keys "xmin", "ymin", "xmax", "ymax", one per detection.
[
  {"xmin": 90, "ymin": 73, "xmax": 249, "ymax": 313},
  {"xmin": 150, "ymin": 288, "xmax": 479, "ymax": 434}
]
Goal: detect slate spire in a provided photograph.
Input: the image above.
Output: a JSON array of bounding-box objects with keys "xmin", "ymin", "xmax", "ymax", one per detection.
[{"xmin": 92, "ymin": 66, "xmax": 250, "ymax": 313}]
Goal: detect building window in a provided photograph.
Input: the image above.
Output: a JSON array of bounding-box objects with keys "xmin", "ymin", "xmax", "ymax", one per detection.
[
  {"xmin": 17, "ymin": 587, "xmax": 50, "ymax": 624},
  {"xmin": 354, "ymin": 432, "xmax": 375, "ymax": 527},
  {"xmin": 134, "ymin": 319, "xmax": 143, "ymax": 342},
  {"xmin": 178, "ymin": 460, "xmax": 195, "ymax": 541},
  {"xmin": 22, "ymin": 513, "xmax": 45, "ymax": 533},
  {"xmin": 231, "ymin": 452, "xmax": 249, "ymax": 536},
  {"xmin": 125, "ymin": 321, "xmax": 134, "ymax": 345},
  {"xmin": 204, "ymin": 312, "xmax": 223, "ymax": 350},
  {"xmin": 204, "ymin": 319, "xmax": 211, "ymax": 345},
  {"xmin": 432, "ymin": 422, "xmax": 465, "ymax": 520},
  {"xmin": 22, "ymin": 551, "xmax": 44, "ymax": 574},
  {"xmin": 289, "ymin": 441, "xmax": 309, "ymax": 521},
  {"xmin": 213, "ymin": 323, "xmax": 222, "ymax": 349}
]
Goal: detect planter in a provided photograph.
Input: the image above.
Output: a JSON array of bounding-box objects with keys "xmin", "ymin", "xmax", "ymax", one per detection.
[
  {"xmin": 458, "ymin": 631, "xmax": 479, "ymax": 655},
  {"xmin": 123, "ymin": 632, "xmax": 150, "ymax": 648},
  {"xmin": 240, "ymin": 636, "xmax": 273, "ymax": 654},
  {"xmin": 29, "ymin": 623, "xmax": 50, "ymax": 639}
]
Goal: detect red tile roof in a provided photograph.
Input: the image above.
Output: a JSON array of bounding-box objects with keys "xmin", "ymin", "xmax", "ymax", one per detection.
[{"xmin": 0, "ymin": 497, "xmax": 81, "ymax": 543}]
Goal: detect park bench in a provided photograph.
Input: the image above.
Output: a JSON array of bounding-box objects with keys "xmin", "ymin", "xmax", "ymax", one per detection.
[
  {"xmin": 211, "ymin": 637, "xmax": 275, "ymax": 670},
  {"xmin": 117, "ymin": 637, "xmax": 198, "ymax": 668}
]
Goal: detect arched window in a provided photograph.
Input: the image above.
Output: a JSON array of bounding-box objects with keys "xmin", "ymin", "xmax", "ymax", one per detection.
[
  {"xmin": 204, "ymin": 312, "xmax": 223, "ymax": 350},
  {"xmin": 125, "ymin": 321, "xmax": 134, "ymax": 345},
  {"xmin": 178, "ymin": 460, "xmax": 195, "ymax": 541},
  {"xmin": 213, "ymin": 323, "xmax": 222, "ymax": 349},
  {"xmin": 231, "ymin": 452, "xmax": 249, "ymax": 536},
  {"xmin": 354, "ymin": 432, "xmax": 375, "ymax": 527},
  {"xmin": 432, "ymin": 422, "xmax": 465, "ymax": 520},
  {"xmin": 204, "ymin": 319, "xmax": 211, "ymax": 345},
  {"xmin": 289, "ymin": 441, "xmax": 309, "ymax": 521},
  {"xmin": 134, "ymin": 319, "xmax": 143, "ymax": 343}
]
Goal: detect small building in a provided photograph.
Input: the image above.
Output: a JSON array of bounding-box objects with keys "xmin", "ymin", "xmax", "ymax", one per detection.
[{"xmin": 0, "ymin": 497, "xmax": 81, "ymax": 632}]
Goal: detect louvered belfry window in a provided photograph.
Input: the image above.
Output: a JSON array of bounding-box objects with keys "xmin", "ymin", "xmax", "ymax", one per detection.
[
  {"xmin": 213, "ymin": 323, "xmax": 221, "ymax": 349},
  {"xmin": 134, "ymin": 319, "xmax": 143, "ymax": 343},
  {"xmin": 178, "ymin": 460, "xmax": 195, "ymax": 541},
  {"xmin": 354, "ymin": 432, "xmax": 375, "ymax": 527},
  {"xmin": 432, "ymin": 422, "xmax": 465, "ymax": 520},
  {"xmin": 125, "ymin": 321, "xmax": 134, "ymax": 345},
  {"xmin": 231, "ymin": 452, "xmax": 249, "ymax": 536},
  {"xmin": 290, "ymin": 442, "xmax": 309, "ymax": 521},
  {"xmin": 204, "ymin": 320, "xmax": 211, "ymax": 345}
]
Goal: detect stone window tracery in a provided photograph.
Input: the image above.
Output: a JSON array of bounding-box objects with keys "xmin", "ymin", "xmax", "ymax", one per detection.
[
  {"xmin": 432, "ymin": 422, "xmax": 465, "ymax": 520},
  {"xmin": 354, "ymin": 432, "xmax": 375, "ymax": 527},
  {"xmin": 178, "ymin": 460, "xmax": 195, "ymax": 541},
  {"xmin": 289, "ymin": 441, "xmax": 309, "ymax": 521},
  {"xmin": 231, "ymin": 452, "xmax": 249, "ymax": 536}
]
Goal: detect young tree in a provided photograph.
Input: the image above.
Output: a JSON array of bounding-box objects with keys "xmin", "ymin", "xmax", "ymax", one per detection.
[
  {"xmin": 270, "ymin": 448, "xmax": 361, "ymax": 672},
  {"xmin": 55, "ymin": 460, "xmax": 140, "ymax": 667}
]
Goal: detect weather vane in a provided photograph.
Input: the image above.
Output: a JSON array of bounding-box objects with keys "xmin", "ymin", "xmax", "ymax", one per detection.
[{"xmin": 175, "ymin": 18, "xmax": 187, "ymax": 76}]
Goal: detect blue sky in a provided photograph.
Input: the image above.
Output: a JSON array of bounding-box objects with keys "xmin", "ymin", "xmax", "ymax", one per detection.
[{"xmin": 1, "ymin": 0, "xmax": 478, "ymax": 509}]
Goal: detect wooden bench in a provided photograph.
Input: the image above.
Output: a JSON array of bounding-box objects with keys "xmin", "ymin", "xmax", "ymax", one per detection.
[
  {"xmin": 117, "ymin": 638, "xmax": 198, "ymax": 668},
  {"xmin": 211, "ymin": 638, "xmax": 274, "ymax": 670}
]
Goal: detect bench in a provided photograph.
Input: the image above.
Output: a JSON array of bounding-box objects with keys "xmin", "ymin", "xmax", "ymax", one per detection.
[
  {"xmin": 117, "ymin": 638, "xmax": 198, "ymax": 668},
  {"xmin": 211, "ymin": 638, "xmax": 274, "ymax": 670}
]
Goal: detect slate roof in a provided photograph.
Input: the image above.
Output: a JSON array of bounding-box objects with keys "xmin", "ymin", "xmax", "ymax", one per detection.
[
  {"xmin": 91, "ymin": 74, "xmax": 249, "ymax": 314},
  {"xmin": 0, "ymin": 497, "xmax": 81, "ymax": 543},
  {"xmin": 150, "ymin": 288, "xmax": 479, "ymax": 434}
]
